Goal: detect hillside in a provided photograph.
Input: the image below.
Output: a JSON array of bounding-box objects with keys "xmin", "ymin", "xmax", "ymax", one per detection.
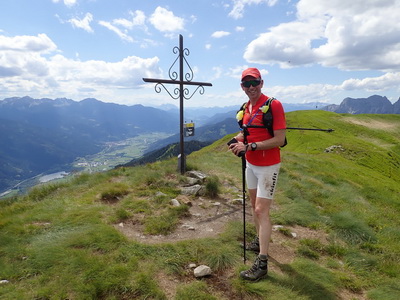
[
  {"xmin": 0, "ymin": 96, "xmax": 178, "ymax": 191},
  {"xmin": 1, "ymin": 111, "xmax": 399, "ymax": 300}
]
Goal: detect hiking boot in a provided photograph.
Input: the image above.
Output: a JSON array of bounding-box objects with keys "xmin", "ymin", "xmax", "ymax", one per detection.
[
  {"xmin": 244, "ymin": 237, "xmax": 260, "ymax": 252},
  {"xmin": 240, "ymin": 256, "xmax": 268, "ymax": 281}
]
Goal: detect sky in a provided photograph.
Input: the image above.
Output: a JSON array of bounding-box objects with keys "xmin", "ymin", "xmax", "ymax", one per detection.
[{"xmin": 0, "ymin": 0, "xmax": 400, "ymax": 108}]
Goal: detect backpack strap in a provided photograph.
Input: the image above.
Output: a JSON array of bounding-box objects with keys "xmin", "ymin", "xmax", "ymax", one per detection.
[{"xmin": 236, "ymin": 102, "xmax": 247, "ymax": 129}]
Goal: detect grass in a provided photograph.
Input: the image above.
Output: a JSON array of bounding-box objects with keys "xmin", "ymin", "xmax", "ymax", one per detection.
[{"xmin": 1, "ymin": 111, "xmax": 399, "ymax": 299}]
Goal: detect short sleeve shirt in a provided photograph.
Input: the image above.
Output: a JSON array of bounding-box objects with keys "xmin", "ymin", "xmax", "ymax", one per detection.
[{"xmin": 242, "ymin": 94, "xmax": 286, "ymax": 166}]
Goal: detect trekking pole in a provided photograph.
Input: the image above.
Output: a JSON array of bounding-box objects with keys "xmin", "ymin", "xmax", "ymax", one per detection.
[
  {"xmin": 241, "ymin": 154, "xmax": 247, "ymax": 264},
  {"xmin": 241, "ymin": 126, "xmax": 250, "ymax": 264},
  {"xmin": 286, "ymin": 127, "xmax": 334, "ymax": 132}
]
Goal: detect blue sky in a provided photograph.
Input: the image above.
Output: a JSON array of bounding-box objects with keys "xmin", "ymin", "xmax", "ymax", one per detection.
[{"xmin": 0, "ymin": 0, "xmax": 399, "ymax": 107}]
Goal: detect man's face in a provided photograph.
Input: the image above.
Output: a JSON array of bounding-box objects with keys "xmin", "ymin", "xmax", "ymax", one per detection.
[{"xmin": 241, "ymin": 75, "xmax": 263, "ymax": 101}]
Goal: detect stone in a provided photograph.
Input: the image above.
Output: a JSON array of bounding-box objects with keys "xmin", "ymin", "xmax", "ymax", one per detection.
[
  {"xmin": 186, "ymin": 171, "xmax": 207, "ymax": 182},
  {"xmin": 272, "ymin": 225, "xmax": 284, "ymax": 231},
  {"xmin": 181, "ymin": 185, "xmax": 202, "ymax": 196},
  {"xmin": 194, "ymin": 265, "xmax": 212, "ymax": 278},
  {"xmin": 171, "ymin": 199, "xmax": 181, "ymax": 207}
]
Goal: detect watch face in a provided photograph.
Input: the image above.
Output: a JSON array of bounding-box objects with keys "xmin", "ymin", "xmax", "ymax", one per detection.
[{"xmin": 251, "ymin": 142, "xmax": 257, "ymax": 150}]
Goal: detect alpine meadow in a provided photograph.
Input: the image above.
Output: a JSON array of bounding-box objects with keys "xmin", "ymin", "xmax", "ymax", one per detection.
[{"xmin": 0, "ymin": 110, "xmax": 399, "ymax": 300}]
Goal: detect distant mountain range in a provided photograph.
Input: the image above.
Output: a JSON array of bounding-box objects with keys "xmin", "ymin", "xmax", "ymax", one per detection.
[
  {"xmin": 1, "ymin": 95, "xmax": 398, "ymax": 193},
  {"xmin": 322, "ymin": 95, "xmax": 400, "ymax": 114}
]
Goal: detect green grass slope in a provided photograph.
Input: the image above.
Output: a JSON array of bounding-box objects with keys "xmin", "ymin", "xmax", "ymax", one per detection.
[{"xmin": 1, "ymin": 111, "xmax": 399, "ymax": 300}]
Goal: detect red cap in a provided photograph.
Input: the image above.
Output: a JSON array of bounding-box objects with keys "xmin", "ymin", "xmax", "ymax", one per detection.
[{"xmin": 241, "ymin": 68, "xmax": 261, "ymax": 81}]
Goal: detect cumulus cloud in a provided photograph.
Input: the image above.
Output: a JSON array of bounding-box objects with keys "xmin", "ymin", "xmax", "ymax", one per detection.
[
  {"xmin": 229, "ymin": 0, "xmax": 278, "ymax": 19},
  {"xmin": 68, "ymin": 13, "xmax": 94, "ymax": 33},
  {"xmin": 149, "ymin": 7, "xmax": 184, "ymax": 32},
  {"xmin": 0, "ymin": 33, "xmax": 57, "ymax": 53},
  {"xmin": 243, "ymin": 0, "xmax": 400, "ymax": 72},
  {"xmin": 52, "ymin": 0, "xmax": 77, "ymax": 7},
  {"xmin": 211, "ymin": 31, "xmax": 231, "ymax": 38},
  {"xmin": 113, "ymin": 10, "xmax": 147, "ymax": 29},
  {"xmin": 341, "ymin": 72, "xmax": 400, "ymax": 92},
  {"xmin": 0, "ymin": 33, "xmax": 161, "ymax": 99}
]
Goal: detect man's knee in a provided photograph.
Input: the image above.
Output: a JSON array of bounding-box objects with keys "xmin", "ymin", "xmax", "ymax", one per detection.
[
  {"xmin": 254, "ymin": 206, "xmax": 270, "ymax": 218},
  {"xmin": 254, "ymin": 198, "xmax": 272, "ymax": 217}
]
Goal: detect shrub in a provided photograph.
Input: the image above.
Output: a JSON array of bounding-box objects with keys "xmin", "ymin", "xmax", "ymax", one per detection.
[{"xmin": 204, "ymin": 175, "xmax": 220, "ymax": 198}]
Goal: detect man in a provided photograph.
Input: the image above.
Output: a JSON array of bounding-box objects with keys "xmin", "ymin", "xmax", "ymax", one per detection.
[{"xmin": 228, "ymin": 67, "xmax": 286, "ymax": 281}]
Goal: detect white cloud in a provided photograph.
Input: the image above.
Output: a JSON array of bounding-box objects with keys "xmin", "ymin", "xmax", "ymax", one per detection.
[
  {"xmin": 341, "ymin": 72, "xmax": 400, "ymax": 92},
  {"xmin": 98, "ymin": 10, "xmax": 149, "ymax": 42},
  {"xmin": 113, "ymin": 10, "xmax": 147, "ymax": 29},
  {"xmin": 52, "ymin": 0, "xmax": 77, "ymax": 7},
  {"xmin": 243, "ymin": 0, "xmax": 400, "ymax": 72},
  {"xmin": 0, "ymin": 33, "xmax": 57, "ymax": 53},
  {"xmin": 64, "ymin": 0, "xmax": 77, "ymax": 7},
  {"xmin": 235, "ymin": 26, "xmax": 245, "ymax": 32},
  {"xmin": 68, "ymin": 13, "xmax": 94, "ymax": 33},
  {"xmin": 149, "ymin": 7, "xmax": 184, "ymax": 33},
  {"xmin": 229, "ymin": 0, "xmax": 278, "ymax": 19},
  {"xmin": 98, "ymin": 21, "xmax": 133, "ymax": 43},
  {"xmin": 0, "ymin": 33, "xmax": 162, "ymax": 100},
  {"xmin": 211, "ymin": 31, "xmax": 231, "ymax": 38}
]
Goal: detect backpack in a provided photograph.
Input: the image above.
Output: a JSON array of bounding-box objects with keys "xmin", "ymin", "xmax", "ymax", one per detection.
[{"xmin": 236, "ymin": 97, "xmax": 287, "ymax": 147}]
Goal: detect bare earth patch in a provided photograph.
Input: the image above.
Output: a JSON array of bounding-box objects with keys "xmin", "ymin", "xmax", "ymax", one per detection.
[
  {"xmin": 343, "ymin": 117, "xmax": 398, "ymax": 131},
  {"xmin": 115, "ymin": 193, "xmax": 364, "ymax": 300}
]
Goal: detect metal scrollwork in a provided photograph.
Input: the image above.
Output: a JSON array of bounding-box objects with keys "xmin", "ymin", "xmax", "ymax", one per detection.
[
  {"xmin": 169, "ymin": 46, "xmax": 194, "ymax": 83},
  {"xmin": 183, "ymin": 85, "xmax": 205, "ymax": 100},
  {"xmin": 154, "ymin": 83, "xmax": 180, "ymax": 100}
]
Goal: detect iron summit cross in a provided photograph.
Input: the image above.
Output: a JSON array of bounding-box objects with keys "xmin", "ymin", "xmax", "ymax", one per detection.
[{"xmin": 143, "ymin": 34, "xmax": 212, "ymax": 174}]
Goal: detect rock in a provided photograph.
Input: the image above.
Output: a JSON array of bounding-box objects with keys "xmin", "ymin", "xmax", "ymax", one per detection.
[
  {"xmin": 188, "ymin": 263, "xmax": 197, "ymax": 269},
  {"xmin": 171, "ymin": 199, "xmax": 181, "ymax": 207},
  {"xmin": 272, "ymin": 225, "xmax": 284, "ymax": 231},
  {"xmin": 291, "ymin": 232, "xmax": 297, "ymax": 238},
  {"xmin": 186, "ymin": 171, "xmax": 207, "ymax": 182},
  {"xmin": 0, "ymin": 280, "xmax": 9, "ymax": 284},
  {"xmin": 118, "ymin": 222, "xmax": 124, "ymax": 228},
  {"xmin": 194, "ymin": 265, "xmax": 212, "ymax": 278},
  {"xmin": 231, "ymin": 198, "xmax": 243, "ymax": 205},
  {"xmin": 181, "ymin": 185, "xmax": 202, "ymax": 196},
  {"xmin": 324, "ymin": 145, "xmax": 345, "ymax": 153},
  {"xmin": 185, "ymin": 177, "xmax": 200, "ymax": 186}
]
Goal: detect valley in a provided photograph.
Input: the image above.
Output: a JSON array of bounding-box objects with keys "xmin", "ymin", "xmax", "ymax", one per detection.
[{"xmin": 0, "ymin": 132, "xmax": 172, "ymax": 197}]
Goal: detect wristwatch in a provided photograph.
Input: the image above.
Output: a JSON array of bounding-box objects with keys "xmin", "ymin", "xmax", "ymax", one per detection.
[{"xmin": 251, "ymin": 142, "xmax": 257, "ymax": 151}]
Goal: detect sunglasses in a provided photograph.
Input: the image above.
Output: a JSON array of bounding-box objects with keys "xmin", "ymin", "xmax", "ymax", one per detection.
[{"xmin": 242, "ymin": 79, "xmax": 261, "ymax": 88}]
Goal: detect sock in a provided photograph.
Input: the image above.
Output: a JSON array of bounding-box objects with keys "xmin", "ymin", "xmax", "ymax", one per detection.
[{"xmin": 259, "ymin": 254, "xmax": 268, "ymax": 261}]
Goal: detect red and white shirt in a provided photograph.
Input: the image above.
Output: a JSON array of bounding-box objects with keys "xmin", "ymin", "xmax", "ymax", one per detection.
[{"xmin": 242, "ymin": 94, "xmax": 286, "ymax": 166}]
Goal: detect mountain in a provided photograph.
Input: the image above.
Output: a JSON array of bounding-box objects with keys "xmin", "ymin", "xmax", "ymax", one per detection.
[
  {"xmin": 120, "ymin": 140, "xmax": 212, "ymax": 167},
  {"xmin": 154, "ymin": 102, "xmax": 331, "ymax": 126},
  {"xmin": 0, "ymin": 96, "xmax": 178, "ymax": 191},
  {"xmin": 322, "ymin": 95, "xmax": 400, "ymax": 114},
  {"xmin": 146, "ymin": 117, "xmax": 238, "ymax": 151},
  {"xmin": 1, "ymin": 111, "xmax": 399, "ymax": 299}
]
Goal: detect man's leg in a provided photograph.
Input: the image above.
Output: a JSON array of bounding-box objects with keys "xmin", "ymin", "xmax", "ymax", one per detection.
[
  {"xmin": 248, "ymin": 189, "xmax": 259, "ymax": 235},
  {"xmin": 240, "ymin": 194, "xmax": 272, "ymax": 281},
  {"xmin": 255, "ymin": 196, "xmax": 272, "ymax": 256}
]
